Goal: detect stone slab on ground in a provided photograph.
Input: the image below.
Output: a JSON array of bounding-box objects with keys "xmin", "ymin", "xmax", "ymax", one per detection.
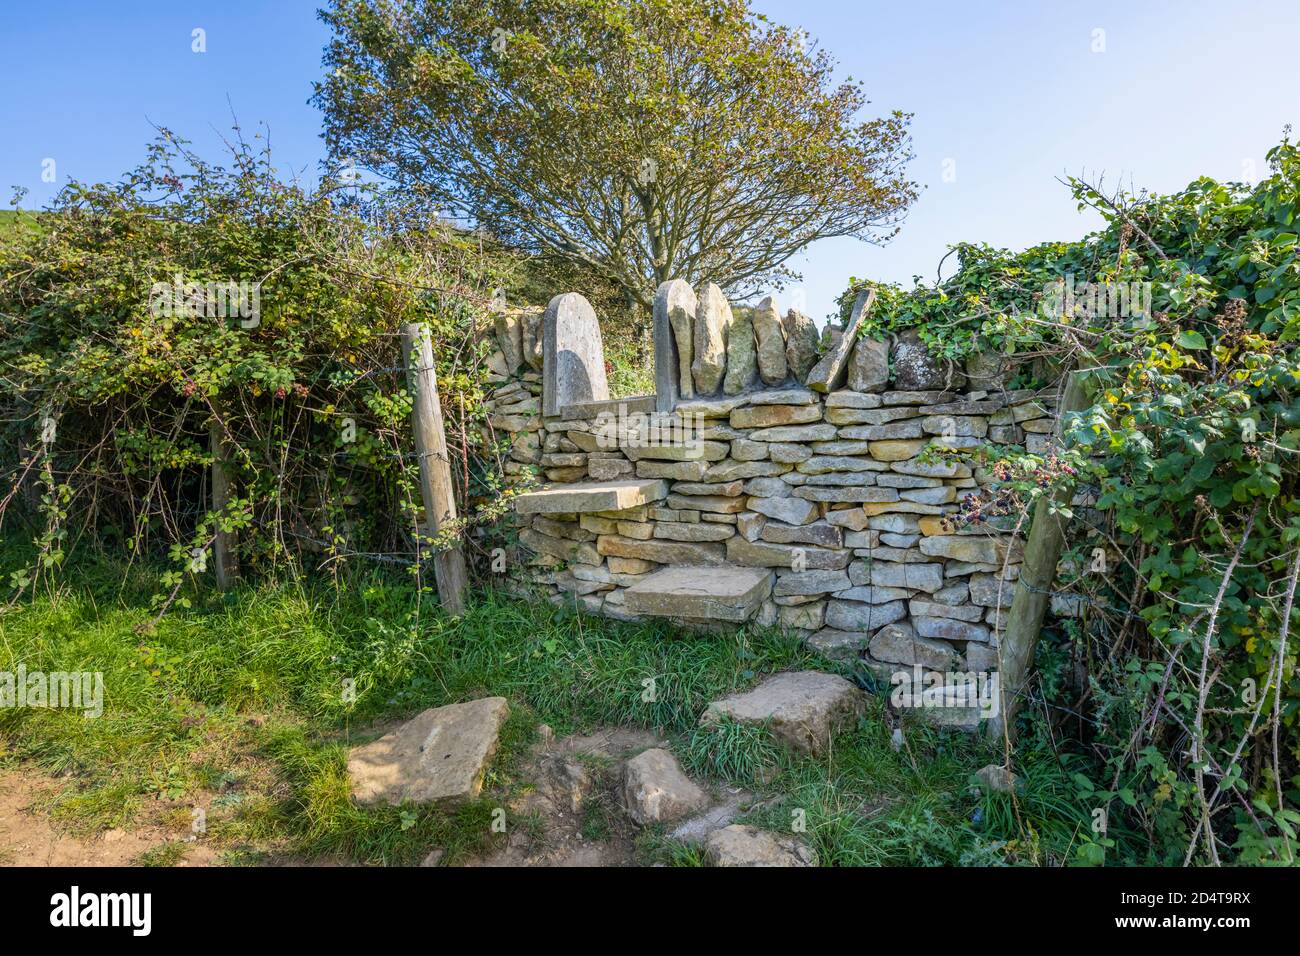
[
  {"xmin": 704, "ymin": 824, "xmax": 817, "ymax": 867},
  {"xmin": 701, "ymin": 670, "xmax": 865, "ymax": 754},
  {"xmin": 514, "ymin": 479, "xmax": 668, "ymax": 515},
  {"xmin": 621, "ymin": 748, "xmax": 710, "ymax": 825},
  {"xmin": 348, "ymin": 697, "xmax": 510, "ymax": 806},
  {"xmin": 976, "ymin": 764, "xmax": 1017, "ymax": 793},
  {"xmin": 668, "ymin": 787, "xmax": 757, "ymax": 844},
  {"xmin": 624, "ymin": 565, "xmax": 773, "ymax": 622}
]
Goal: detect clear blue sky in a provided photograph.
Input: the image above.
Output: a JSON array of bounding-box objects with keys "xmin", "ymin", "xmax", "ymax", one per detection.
[{"xmin": 2, "ymin": 1, "xmax": 1297, "ymax": 324}]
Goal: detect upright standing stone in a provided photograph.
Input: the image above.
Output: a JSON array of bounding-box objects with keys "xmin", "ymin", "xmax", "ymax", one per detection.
[
  {"xmin": 521, "ymin": 308, "xmax": 544, "ymax": 371},
  {"xmin": 655, "ymin": 279, "xmax": 698, "ymax": 409},
  {"xmin": 693, "ymin": 282, "xmax": 731, "ymax": 396},
  {"xmin": 723, "ymin": 307, "xmax": 758, "ymax": 395},
  {"xmin": 847, "ymin": 337, "xmax": 889, "ymax": 392},
  {"xmin": 493, "ymin": 311, "xmax": 524, "ymax": 374},
  {"xmin": 783, "ymin": 308, "xmax": 819, "ymax": 384},
  {"xmin": 820, "ymin": 323, "xmax": 843, "ymax": 354},
  {"xmin": 543, "ymin": 293, "xmax": 610, "ymax": 418},
  {"xmin": 751, "ymin": 296, "xmax": 788, "ymax": 386},
  {"xmin": 964, "ymin": 348, "xmax": 1010, "ymax": 391},
  {"xmin": 807, "ymin": 289, "xmax": 875, "ymax": 393},
  {"xmin": 892, "ymin": 328, "xmax": 962, "ymax": 390}
]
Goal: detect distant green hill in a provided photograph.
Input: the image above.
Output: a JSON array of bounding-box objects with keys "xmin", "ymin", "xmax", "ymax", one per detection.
[{"xmin": 0, "ymin": 209, "xmax": 40, "ymax": 238}]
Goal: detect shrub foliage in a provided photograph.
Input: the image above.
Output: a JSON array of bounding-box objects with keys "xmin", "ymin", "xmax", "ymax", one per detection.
[{"xmin": 837, "ymin": 136, "xmax": 1300, "ymax": 864}]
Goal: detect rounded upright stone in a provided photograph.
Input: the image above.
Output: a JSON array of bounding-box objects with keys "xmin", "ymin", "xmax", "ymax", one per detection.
[
  {"xmin": 964, "ymin": 348, "xmax": 1012, "ymax": 390},
  {"xmin": 494, "ymin": 311, "xmax": 524, "ymax": 373},
  {"xmin": 723, "ymin": 307, "xmax": 758, "ymax": 395},
  {"xmin": 751, "ymin": 296, "xmax": 789, "ymax": 387},
  {"xmin": 655, "ymin": 279, "xmax": 698, "ymax": 401},
  {"xmin": 543, "ymin": 292, "xmax": 609, "ymax": 417},
  {"xmin": 891, "ymin": 328, "xmax": 963, "ymax": 391},
  {"xmin": 692, "ymin": 282, "xmax": 732, "ymax": 396},
  {"xmin": 847, "ymin": 337, "xmax": 889, "ymax": 392},
  {"xmin": 521, "ymin": 307, "xmax": 544, "ymax": 371},
  {"xmin": 783, "ymin": 308, "xmax": 820, "ymax": 384}
]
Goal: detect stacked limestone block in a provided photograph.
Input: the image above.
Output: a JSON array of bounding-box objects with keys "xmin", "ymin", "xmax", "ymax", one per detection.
[
  {"xmin": 481, "ymin": 307, "xmax": 559, "ymax": 486},
  {"xmin": 501, "ymin": 286, "xmax": 1060, "ymax": 685},
  {"xmin": 517, "ymin": 384, "xmax": 1057, "ymax": 666}
]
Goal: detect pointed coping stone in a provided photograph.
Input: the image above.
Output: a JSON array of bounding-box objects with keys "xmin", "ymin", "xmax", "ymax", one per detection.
[
  {"xmin": 543, "ymin": 292, "xmax": 609, "ymax": 418},
  {"xmin": 521, "ymin": 309, "xmax": 544, "ymax": 371},
  {"xmin": 847, "ymin": 337, "xmax": 889, "ymax": 392},
  {"xmin": 348, "ymin": 697, "xmax": 510, "ymax": 806},
  {"xmin": 806, "ymin": 288, "xmax": 876, "ymax": 393},
  {"xmin": 513, "ymin": 478, "xmax": 668, "ymax": 515},
  {"xmin": 655, "ymin": 279, "xmax": 698, "ymax": 409},
  {"xmin": 624, "ymin": 565, "xmax": 774, "ymax": 622}
]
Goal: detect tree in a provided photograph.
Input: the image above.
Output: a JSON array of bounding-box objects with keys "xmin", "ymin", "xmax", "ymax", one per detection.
[{"xmin": 315, "ymin": 0, "xmax": 918, "ymax": 311}]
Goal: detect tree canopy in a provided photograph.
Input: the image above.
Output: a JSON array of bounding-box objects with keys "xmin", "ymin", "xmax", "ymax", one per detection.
[{"xmin": 315, "ymin": 0, "xmax": 918, "ymax": 309}]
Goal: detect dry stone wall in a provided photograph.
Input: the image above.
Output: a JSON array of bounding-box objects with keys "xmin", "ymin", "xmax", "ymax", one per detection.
[{"xmin": 486, "ymin": 284, "xmax": 1063, "ymax": 689}]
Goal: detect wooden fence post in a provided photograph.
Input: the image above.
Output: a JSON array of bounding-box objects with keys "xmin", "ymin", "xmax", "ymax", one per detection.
[
  {"xmin": 209, "ymin": 422, "xmax": 238, "ymax": 590},
  {"xmin": 991, "ymin": 370, "xmax": 1090, "ymax": 739},
  {"xmin": 402, "ymin": 322, "xmax": 469, "ymax": 615}
]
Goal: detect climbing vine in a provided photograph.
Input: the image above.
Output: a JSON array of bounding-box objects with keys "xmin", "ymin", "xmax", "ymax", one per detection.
[{"xmin": 838, "ymin": 134, "xmax": 1300, "ymax": 864}]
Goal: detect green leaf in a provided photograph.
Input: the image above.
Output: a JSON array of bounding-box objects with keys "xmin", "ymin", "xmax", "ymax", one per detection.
[{"xmin": 1175, "ymin": 330, "xmax": 1207, "ymax": 350}]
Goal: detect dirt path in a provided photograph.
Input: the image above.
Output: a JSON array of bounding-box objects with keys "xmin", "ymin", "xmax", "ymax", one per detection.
[
  {"xmin": 460, "ymin": 726, "xmax": 662, "ymax": 867},
  {"xmin": 0, "ymin": 769, "xmax": 218, "ymax": 867},
  {"xmin": 1, "ymin": 725, "xmax": 730, "ymax": 867}
]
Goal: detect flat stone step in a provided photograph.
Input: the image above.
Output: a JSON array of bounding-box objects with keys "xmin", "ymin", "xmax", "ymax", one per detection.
[
  {"xmin": 701, "ymin": 671, "xmax": 865, "ymax": 755},
  {"xmin": 347, "ymin": 697, "xmax": 510, "ymax": 806},
  {"xmin": 513, "ymin": 478, "xmax": 668, "ymax": 515},
  {"xmin": 624, "ymin": 565, "xmax": 773, "ymax": 622}
]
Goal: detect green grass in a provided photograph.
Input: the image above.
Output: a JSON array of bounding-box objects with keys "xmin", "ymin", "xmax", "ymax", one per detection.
[
  {"xmin": 135, "ymin": 842, "xmax": 189, "ymax": 867},
  {"xmin": 0, "ymin": 547, "xmax": 1101, "ymax": 865},
  {"xmin": 679, "ymin": 716, "xmax": 786, "ymax": 788}
]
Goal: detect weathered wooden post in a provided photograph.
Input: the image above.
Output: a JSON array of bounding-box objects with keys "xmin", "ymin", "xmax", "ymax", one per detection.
[
  {"xmin": 209, "ymin": 422, "xmax": 238, "ymax": 590},
  {"xmin": 991, "ymin": 370, "xmax": 1089, "ymax": 739},
  {"xmin": 402, "ymin": 322, "xmax": 469, "ymax": 615}
]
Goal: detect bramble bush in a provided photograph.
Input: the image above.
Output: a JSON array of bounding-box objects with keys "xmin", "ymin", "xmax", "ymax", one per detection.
[
  {"xmin": 0, "ymin": 129, "xmax": 523, "ymax": 602},
  {"xmin": 836, "ymin": 135, "xmax": 1300, "ymax": 864}
]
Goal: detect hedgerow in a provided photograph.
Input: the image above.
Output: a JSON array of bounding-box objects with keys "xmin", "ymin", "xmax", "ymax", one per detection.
[
  {"xmin": 0, "ymin": 130, "xmax": 521, "ymax": 604},
  {"xmin": 836, "ymin": 135, "xmax": 1300, "ymax": 864}
]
